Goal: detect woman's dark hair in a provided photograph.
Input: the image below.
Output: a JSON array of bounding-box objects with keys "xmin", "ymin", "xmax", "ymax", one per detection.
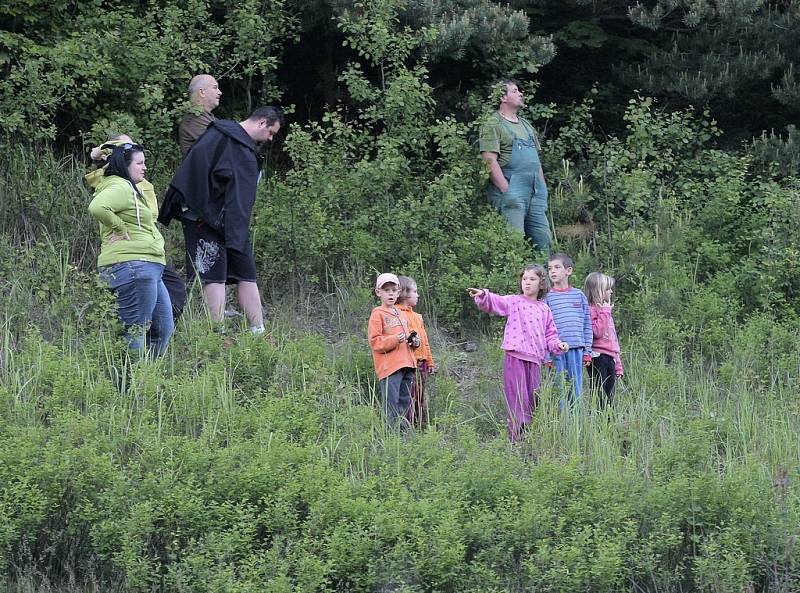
[{"xmin": 104, "ymin": 143, "xmax": 144, "ymax": 195}]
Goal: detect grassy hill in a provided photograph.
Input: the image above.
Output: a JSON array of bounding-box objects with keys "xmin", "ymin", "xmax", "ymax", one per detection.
[{"xmin": 2, "ymin": 131, "xmax": 800, "ymax": 592}]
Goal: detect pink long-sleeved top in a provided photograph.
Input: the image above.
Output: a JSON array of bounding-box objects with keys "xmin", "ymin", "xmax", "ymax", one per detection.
[
  {"xmin": 474, "ymin": 291, "xmax": 563, "ymax": 363},
  {"xmin": 589, "ymin": 304, "xmax": 624, "ymax": 376}
]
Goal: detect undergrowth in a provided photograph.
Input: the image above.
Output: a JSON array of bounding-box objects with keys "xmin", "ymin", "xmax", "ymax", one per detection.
[{"xmin": 1, "ymin": 271, "xmax": 799, "ymax": 592}]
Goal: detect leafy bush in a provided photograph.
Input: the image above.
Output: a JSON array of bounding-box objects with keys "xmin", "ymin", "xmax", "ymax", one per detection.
[
  {"xmin": 3, "ymin": 4, "xmax": 800, "ymax": 592},
  {"xmin": 2, "ymin": 321, "xmax": 800, "ymax": 592},
  {"xmin": 252, "ymin": 0, "xmax": 532, "ymax": 323},
  {"xmin": 0, "ymin": 0, "xmax": 295, "ymax": 160}
]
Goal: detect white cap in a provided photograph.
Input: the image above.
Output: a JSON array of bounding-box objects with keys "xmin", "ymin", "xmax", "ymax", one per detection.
[{"xmin": 375, "ymin": 273, "xmax": 400, "ymax": 289}]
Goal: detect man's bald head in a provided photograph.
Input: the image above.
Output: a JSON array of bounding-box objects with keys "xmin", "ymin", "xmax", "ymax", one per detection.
[{"xmin": 188, "ymin": 74, "xmax": 221, "ymax": 112}]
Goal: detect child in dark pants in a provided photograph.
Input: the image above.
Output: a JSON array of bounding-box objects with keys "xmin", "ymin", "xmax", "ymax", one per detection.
[
  {"xmin": 396, "ymin": 276, "xmax": 436, "ymax": 428},
  {"xmin": 584, "ymin": 272, "xmax": 624, "ymax": 407},
  {"xmin": 368, "ymin": 273, "xmax": 419, "ymax": 427}
]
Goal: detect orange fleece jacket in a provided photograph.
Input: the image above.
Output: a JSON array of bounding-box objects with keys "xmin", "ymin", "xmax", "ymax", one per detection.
[
  {"xmin": 396, "ymin": 304, "xmax": 434, "ymax": 368},
  {"xmin": 368, "ymin": 305, "xmax": 417, "ymax": 379}
]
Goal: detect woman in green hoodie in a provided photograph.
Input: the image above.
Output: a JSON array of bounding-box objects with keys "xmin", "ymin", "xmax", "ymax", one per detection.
[
  {"xmin": 88, "ymin": 143, "xmax": 174, "ymax": 356},
  {"xmin": 86, "ymin": 135, "xmax": 186, "ymax": 321}
]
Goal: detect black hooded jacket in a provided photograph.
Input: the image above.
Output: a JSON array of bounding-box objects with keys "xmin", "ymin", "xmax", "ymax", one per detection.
[{"xmin": 159, "ymin": 120, "xmax": 259, "ymax": 253}]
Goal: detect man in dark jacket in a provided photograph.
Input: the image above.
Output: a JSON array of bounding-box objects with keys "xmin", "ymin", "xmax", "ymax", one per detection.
[{"xmin": 159, "ymin": 106, "xmax": 283, "ymax": 334}]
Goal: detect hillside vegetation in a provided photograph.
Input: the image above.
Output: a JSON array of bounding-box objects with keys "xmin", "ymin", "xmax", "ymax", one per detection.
[
  {"xmin": 2, "ymin": 1, "xmax": 800, "ymax": 591},
  {"xmin": 2, "ymin": 91, "xmax": 800, "ymax": 591}
]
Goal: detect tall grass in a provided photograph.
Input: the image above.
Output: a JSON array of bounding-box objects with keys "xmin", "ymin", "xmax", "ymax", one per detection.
[
  {"xmin": 6, "ymin": 275, "xmax": 796, "ymax": 468},
  {"xmin": 3, "ymin": 147, "xmax": 800, "ymax": 591},
  {"xmin": 3, "ymin": 275, "xmax": 800, "ymax": 591}
]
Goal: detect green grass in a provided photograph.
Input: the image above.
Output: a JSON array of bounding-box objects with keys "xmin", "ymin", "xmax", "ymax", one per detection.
[
  {"xmin": 2, "ymin": 147, "xmax": 800, "ymax": 591},
  {"xmin": 2, "ymin": 275, "xmax": 800, "ymax": 592}
]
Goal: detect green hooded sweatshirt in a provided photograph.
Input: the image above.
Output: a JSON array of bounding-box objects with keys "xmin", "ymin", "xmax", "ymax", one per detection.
[
  {"xmin": 85, "ymin": 168, "xmax": 159, "ymax": 215},
  {"xmin": 88, "ymin": 175, "xmax": 166, "ymax": 268}
]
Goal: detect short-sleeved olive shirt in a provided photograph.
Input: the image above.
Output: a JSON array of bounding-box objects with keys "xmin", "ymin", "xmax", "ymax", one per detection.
[{"xmin": 478, "ymin": 113, "xmax": 539, "ymax": 168}]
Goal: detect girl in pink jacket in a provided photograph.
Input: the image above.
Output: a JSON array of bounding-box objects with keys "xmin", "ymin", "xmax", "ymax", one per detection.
[
  {"xmin": 584, "ymin": 272, "xmax": 624, "ymax": 407},
  {"xmin": 468, "ymin": 264, "xmax": 568, "ymax": 441}
]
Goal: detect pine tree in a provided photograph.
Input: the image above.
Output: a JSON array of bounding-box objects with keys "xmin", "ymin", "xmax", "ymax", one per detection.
[
  {"xmin": 625, "ymin": 1, "xmax": 800, "ymax": 108},
  {"xmin": 294, "ymin": 0, "xmax": 556, "ymax": 75}
]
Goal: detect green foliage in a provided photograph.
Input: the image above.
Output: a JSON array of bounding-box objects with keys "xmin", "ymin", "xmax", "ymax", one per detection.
[
  {"xmin": 749, "ymin": 124, "xmax": 800, "ymax": 177},
  {"xmin": 617, "ymin": 2, "xmax": 800, "ymax": 137},
  {"xmin": 313, "ymin": 0, "xmax": 556, "ymax": 75},
  {"xmin": 553, "ymin": 19, "xmax": 609, "ymax": 49},
  {"xmin": 0, "ymin": 0, "xmax": 297, "ymax": 159},
  {"xmin": 541, "ymin": 91, "xmax": 800, "ymax": 351},
  {"xmin": 2, "ymin": 322, "xmax": 800, "ymax": 592},
  {"xmin": 5, "ymin": 5, "xmax": 800, "ymax": 589},
  {"xmin": 253, "ymin": 0, "xmax": 532, "ymax": 322},
  {"xmin": 2, "ymin": 0, "xmax": 799, "ymax": 157}
]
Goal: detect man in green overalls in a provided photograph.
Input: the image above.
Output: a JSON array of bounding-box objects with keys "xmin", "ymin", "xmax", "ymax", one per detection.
[{"xmin": 479, "ymin": 79, "xmax": 551, "ymax": 253}]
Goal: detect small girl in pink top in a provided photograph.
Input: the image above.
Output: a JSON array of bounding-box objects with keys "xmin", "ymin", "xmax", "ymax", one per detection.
[
  {"xmin": 583, "ymin": 272, "xmax": 624, "ymax": 407},
  {"xmin": 468, "ymin": 264, "xmax": 568, "ymax": 441}
]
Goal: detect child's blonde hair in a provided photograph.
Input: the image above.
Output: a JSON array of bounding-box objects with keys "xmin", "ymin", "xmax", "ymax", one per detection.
[
  {"xmin": 519, "ymin": 264, "xmax": 548, "ymax": 300},
  {"xmin": 397, "ymin": 275, "xmax": 417, "ymax": 304},
  {"xmin": 583, "ymin": 271, "xmax": 615, "ymax": 305}
]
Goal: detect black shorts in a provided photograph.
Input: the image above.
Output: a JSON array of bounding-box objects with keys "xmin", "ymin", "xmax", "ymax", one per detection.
[{"xmin": 181, "ymin": 219, "xmax": 257, "ymax": 284}]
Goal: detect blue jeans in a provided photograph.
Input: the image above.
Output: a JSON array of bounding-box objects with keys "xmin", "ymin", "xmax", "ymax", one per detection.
[
  {"xmin": 378, "ymin": 367, "xmax": 414, "ymax": 428},
  {"xmin": 554, "ymin": 347, "xmax": 585, "ymax": 406},
  {"xmin": 99, "ymin": 260, "xmax": 174, "ymax": 356},
  {"xmin": 485, "ymin": 118, "xmax": 552, "ymax": 253},
  {"xmin": 499, "ymin": 172, "xmax": 550, "ymax": 253}
]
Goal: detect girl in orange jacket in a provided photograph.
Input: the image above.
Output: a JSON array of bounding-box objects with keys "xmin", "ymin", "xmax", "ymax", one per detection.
[{"xmin": 397, "ymin": 276, "xmax": 436, "ymax": 428}]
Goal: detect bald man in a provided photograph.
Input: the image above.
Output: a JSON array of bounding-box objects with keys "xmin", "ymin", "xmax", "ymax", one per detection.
[{"xmin": 178, "ymin": 74, "xmax": 222, "ymax": 158}]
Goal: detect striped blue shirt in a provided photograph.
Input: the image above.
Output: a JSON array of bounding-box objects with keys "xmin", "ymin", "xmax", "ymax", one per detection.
[{"xmin": 544, "ymin": 287, "xmax": 593, "ymax": 353}]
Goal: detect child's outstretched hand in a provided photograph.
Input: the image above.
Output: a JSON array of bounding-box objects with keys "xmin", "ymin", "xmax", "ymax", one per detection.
[{"xmin": 466, "ymin": 288, "xmax": 484, "ymax": 298}]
